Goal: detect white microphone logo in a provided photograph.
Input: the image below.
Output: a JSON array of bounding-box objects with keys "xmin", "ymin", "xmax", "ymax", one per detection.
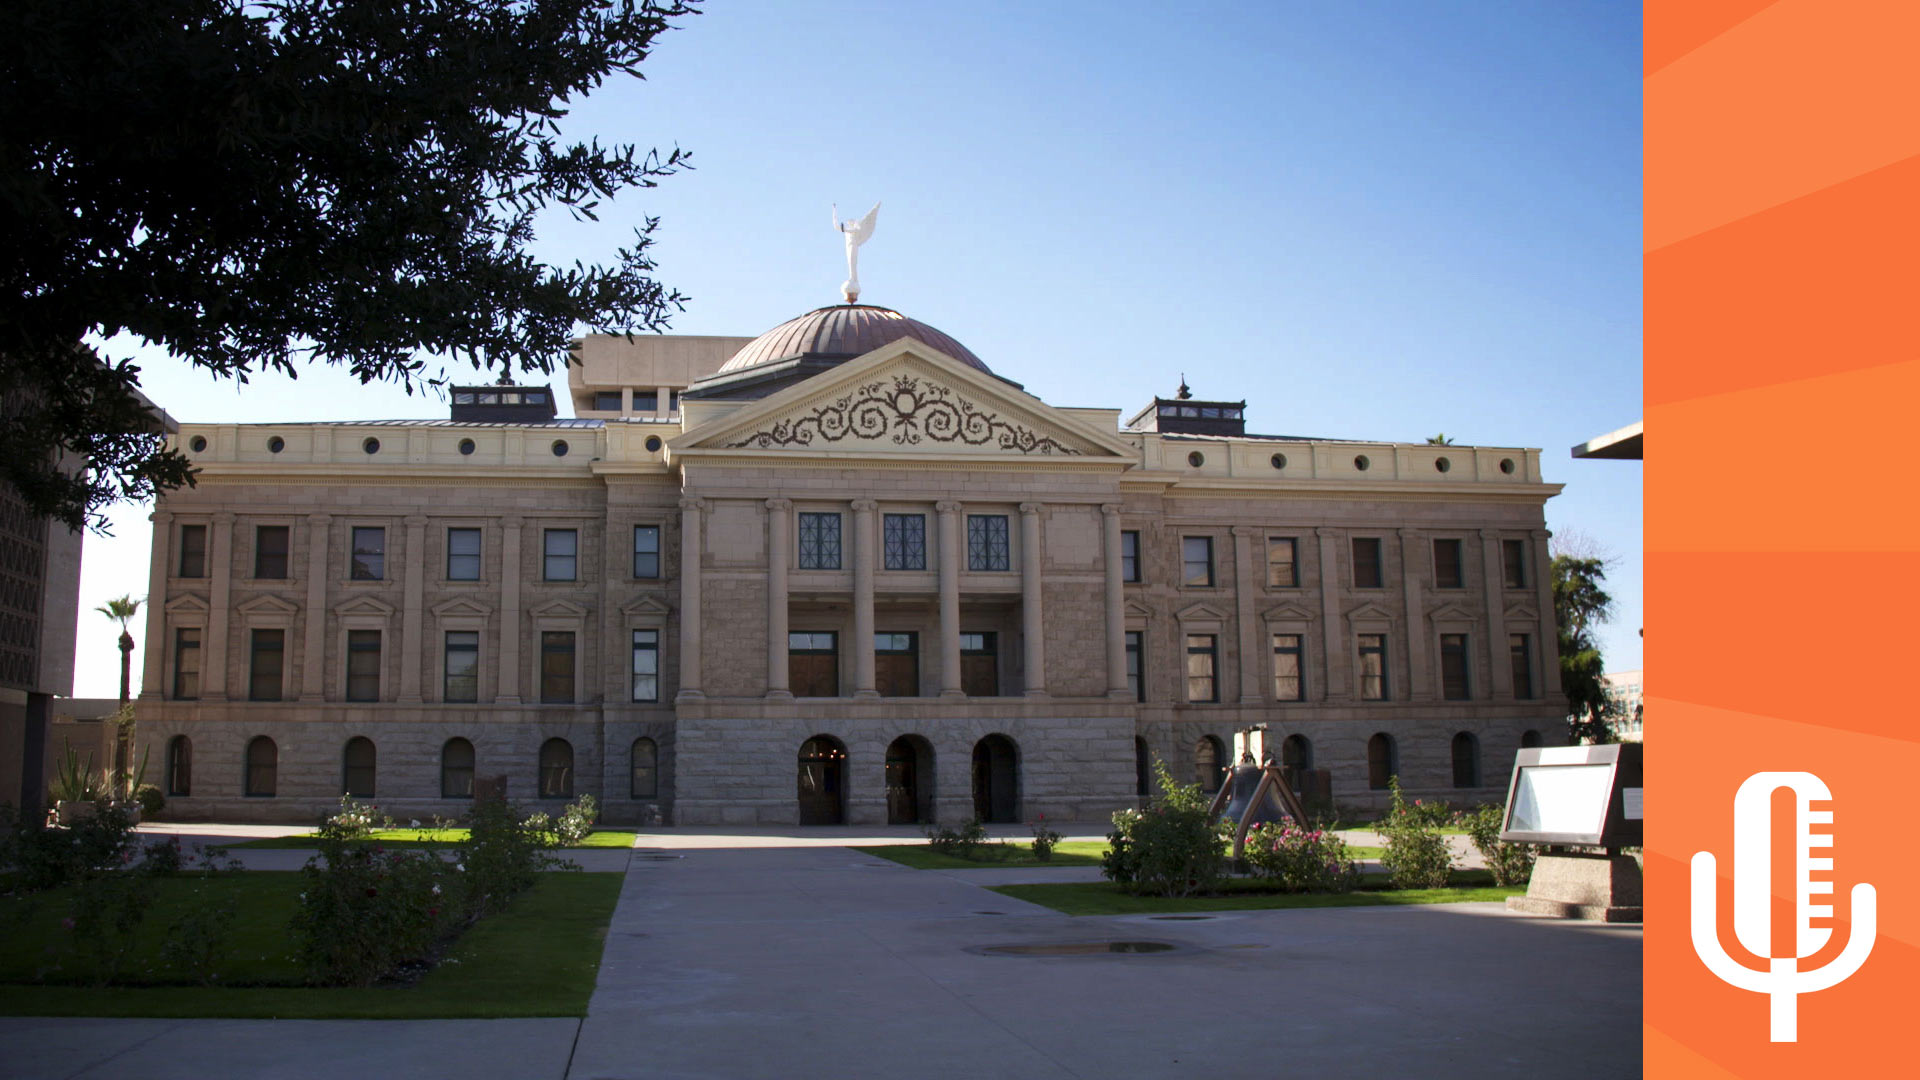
[{"xmin": 1691, "ymin": 771, "xmax": 1876, "ymax": 1042}]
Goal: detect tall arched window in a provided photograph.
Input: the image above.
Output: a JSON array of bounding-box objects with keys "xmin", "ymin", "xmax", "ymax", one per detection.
[
  {"xmin": 631, "ymin": 737, "xmax": 658, "ymax": 799},
  {"xmin": 1281, "ymin": 734, "xmax": 1313, "ymax": 772},
  {"xmin": 1194, "ymin": 735, "xmax": 1225, "ymax": 793},
  {"xmin": 1520, "ymin": 729, "xmax": 1543, "ymax": 749},
  {"xmin": 245, "ymin": 736, "xmax": 277, "ymax": 797},
  {"xmin": 1366, "ymin": 733, "xmax": 1396, "ymax": 791},
  {"xmin": 1134, "ymin": 737, "xmax": 1151, "ymax": 798},
  {"xmin": 1451, "ymin": 732, "xmax": 1480, "ymax": 789},
  {"xmin": 166, "ymin": 735, "xmax": 192, "ymax": 797},
  {"xmin": 343, "ymin": 736, "xmax": 377, "ymax": 797},
  {"xmin": 540, "ymin": 738, "xmax": 574, "ymax": 799},
  {"xmin": 441, "ymin": 737, "xmax": 475, "ymax": 799}
]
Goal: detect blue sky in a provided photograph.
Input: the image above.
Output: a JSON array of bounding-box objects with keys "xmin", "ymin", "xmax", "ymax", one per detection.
[{"xmin": 76, "ymin": 1, "xmax": 1642, "ymax": 696}]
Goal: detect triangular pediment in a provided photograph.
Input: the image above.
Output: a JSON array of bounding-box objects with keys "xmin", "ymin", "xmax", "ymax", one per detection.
[
  {"xmin": 1123, "ymin": 600, "xmax": 1155, "ymax": 619},
  {"xmin": 236, "ymin": 594, "xmax": 299, "ymax": 617},
  {"xmin": 1504, "ymin": 602, "xmax": 1539, "ymax": 623},
  {"xmin": 532, "ymin": 598, "xmax": 589, "ymax": 619},
  {"xmin": 1261, "ymin": 601, "xmax": 1315, "ymax": 622},
  {"xmin": 1175, "ymin": 601, "xmax": 1231, "ymax": 623},
  {"xmin": 163, "ymin": 593, "xmax": 209, "ymax": 615},
  {"xmin": 1427, "ymin": 602, "xmax": 1475, "ymax": 623},
  {"xmin": 673, "ymin": 340, "xmax": 1135, "ymax": 461},
  {"xmin": 1344, "ymin": 601, "xmax": 1393, "ymax": 622},
  {"xmin": 621, "ymin": 594, "xmax": 672, "ymax": 617},
  {"xmin": 431, "ymin": 597, "xmax": 493, "ymax": 619},
  {"xmin": 334, "ymin": 595, "xmax": 395, "ymax": 618}
]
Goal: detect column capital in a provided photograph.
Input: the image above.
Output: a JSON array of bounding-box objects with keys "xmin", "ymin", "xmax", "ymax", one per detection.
[
  {"xmin": 503, "ymin": 514, "xmax": 524, "ymax": 528},
  {"xmin": 1231, "ymin": 525, "xmax": 1257, "ymax": 538},
  {"xmin": 850, "ymin": 498, "xmax": 878, "ymax": 513},
  {"xmin": 307, "ymin": 512, "xmax": 330, "ymax": 525},
  {"xmin": 1315, "ymin": 526, "xmax": 1341, "ymax": 539},
  {"xmin": 1100, "ymin": 502, "xmax": 1123, "ymax": 518},
  {"xmin": 1531, "ymin": 528, "xmax": 1552, "ymax": 541},
  {"xmin": 678, "ymin": 497, "xmax": 704, "ymax": 512},
  {"xmin": 1018, "ymin": 502, "xmax": 1044, "ymax": 516},
  {"xmin": 1397, "ymin": 527, "xmax": 1422, "ymax": 541},
  {"xmin": 213, "ymin": 512, "xmax": 236, "ymax": 526},
  {"xmin": 935, "ymin": 500, "xmax": 964, "ymax": 515},
  {"xmin": 151, "ymin": 510, "xmax": 173, "ymax": 525},
  {"xmin": 765, "ymin": 497, "xmax": 792, "ymax": 512},
  {"xmin": 1479, "ymin": 528, "xmax": 1503, "ymax": 540},
  {"xmin": 404, "ymin": 514, "xmax": 429, "ymax": 528}
]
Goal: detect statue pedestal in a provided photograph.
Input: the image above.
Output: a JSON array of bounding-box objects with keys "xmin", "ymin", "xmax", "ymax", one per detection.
[{"xmin": 1506, "ymin": 852, "xmax": 1642, "ymax": 923}]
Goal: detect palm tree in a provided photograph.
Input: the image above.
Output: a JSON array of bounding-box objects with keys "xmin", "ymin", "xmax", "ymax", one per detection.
[
  {"xmin": 1426, "ymin": 433, "xmax": 1454, "ymax": 445},
  {"xmin": 95, "ymin": 595, "xmax": 142, "ymax": 799}
]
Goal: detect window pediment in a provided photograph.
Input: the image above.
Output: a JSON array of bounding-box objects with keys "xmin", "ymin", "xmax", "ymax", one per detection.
[
  {"xmin": 163, "ymin": 593, "xmax": 210, "ymax": 615},
  {"xmin": 1344, "ymin": 601, "xmax": 1394, "ymax": 623},
  {"xmin": 431, "ymin": 597, "xmax": 493, "ymax": 619},
  {"xmin": 1176, "ymin": 601, "xmax": 1230, "ymax": 624},
  {"xmin": 1261, "ymin": 601, "xmax": 1315, "ymax": 622},
  {"xmin": 236, "ymin": 594, "xmax": 299, "ymax": 618},
  {"xmin": 621, "ymin": 594, "xmax": 672, "ymax": 617},
  {"xmin": 532, "ymin": 598, "xmax": 589, "ymax": 620},
  {"xmin": 334, "ymin": 595, "xmax": 395, "ymax": 619},
  {"xmin": 1426, "ymin": 602, "xmax": 1476, "ymax": 624}
]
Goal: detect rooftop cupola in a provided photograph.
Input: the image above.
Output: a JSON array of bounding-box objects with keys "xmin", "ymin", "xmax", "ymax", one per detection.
[
  {"xmin": 1124, "ymin": 381, "xmax": 1248, "ymax": 437},
  {"xmin": 449, "ymin": 384, "xmax": 557, "ymax": 423}
]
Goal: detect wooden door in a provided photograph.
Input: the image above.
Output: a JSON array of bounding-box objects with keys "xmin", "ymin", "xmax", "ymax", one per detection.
[
  {"xmin": 961, "ymin": 632, "xmax": 998, "ymax": 697},
  {"xmin": 875, "ymin": 632, "xmax": 919, "ymax": 697}
]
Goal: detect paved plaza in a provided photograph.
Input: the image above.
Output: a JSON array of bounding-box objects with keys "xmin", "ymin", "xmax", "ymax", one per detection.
[{"xmin": 0, "ymin": 827, "xmax": 1640, "ymax": 1079}]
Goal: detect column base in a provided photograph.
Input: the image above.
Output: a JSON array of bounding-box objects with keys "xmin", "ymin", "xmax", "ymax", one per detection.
[
  {"xmin": 397, "ymin": 695, "xmax": 423, "ymax": 705},
  {"xmin": 764, "ymin": 690, "xmax": 794, "ymax": 701},
  {"xmin": 853, "ymin": 689, "xmax": 881, "ymax": 701},
  {"xmin": 495, "ymin": 695, "xmax": 522, "ymax": 705},
  {"xmin": 674, "ymin": 690, "xmax": 705, "ymax": 704},
  {"xmin": 1107, "ymin": 688, "xmax": 1135, "ymax": 701},
  {"xmin": 1023, "ymin": 689, "xmax": 1050, "ymax": 699},
  {"xmin": 938, "ymin": 689, "xmax": 967, "ymax": 700}
]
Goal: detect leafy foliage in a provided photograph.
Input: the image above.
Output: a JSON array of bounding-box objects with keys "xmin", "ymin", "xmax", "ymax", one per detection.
[
  {"xmin": 1553, "ymin": 553, "xmax": 1620, "ymax": 743},
  {"xmin": 1028, "ymin": 817, "xmax": 1063, "ymax": 862},
  {"xmin": 1241, "ymin": 822, "xmax": 1358, "ymax": 893},
  {"xmin": 1463, "ymin": 803, "xmax": 1535, "ymax": 887},
  {"xmin": 2, "ymin": 0, "xmax": 698, "ymax": 530},
  {"xmin": 1101, "ymin": 761, "xmax": 1230, "ymax": 898},
  {"xmin": 1378, "ymin": 777, "xmax": 1454, "ymax": 889},
  {"xmin": 924, "ymin": 816, "xmax": 990, "ymax": 859}
]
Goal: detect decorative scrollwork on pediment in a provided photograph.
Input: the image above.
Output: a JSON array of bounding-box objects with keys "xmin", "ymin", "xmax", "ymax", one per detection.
[{"xmin": 724, "ymin": 375, "xmax": 1079, "ymax": 455}]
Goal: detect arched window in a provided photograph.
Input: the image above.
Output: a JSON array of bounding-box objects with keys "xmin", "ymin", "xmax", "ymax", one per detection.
[
  {"xmin": 799, "ymin": 735, "xmax": 848, "ymax": 825},
  {"xmin": 166, "ymin": 735, "xmax": 192, "ymax": 797},
  {"xmin": 631, "ymin": 737, "xmax": 658, "ymax": 799},
  {"xmin": 540, "ymin": 738, "xmax": 574, "ymax": 799},
  {"xmin": 1281, "ymin": 734, "xmax": 1313, "ymax": 772},
  {"xmin": 1134, "ymin": 737, "xmax": 1151, "ymax": 798},
  {"xmin": 245, "ymin": 736, "xmax": 277, "ymax": 797},
  {"xmin": 1366, "ymin": 733, "xmax": 1396, "ymax": 791},
  {"xmin": 1194, "ymin": 735, "xmax": 1226, "ymax": 793},
  {"xmin": 1451, "ymin": 732, "xmax": 1480, "ymax": 789},
  {"xmin": 343, "ymin": 736, "xmax": 377, "ymax": 797},
  {"xmin": 441, "ymin": 738, "xmax": 475, "ymax": 799},
  {"xmin": 970, "ymin": 734, "xmax": 1020, "ymax": 823},
  {"xmin": 1520, "ymin": 729, "xmax": 1543, "ymax": 749}
]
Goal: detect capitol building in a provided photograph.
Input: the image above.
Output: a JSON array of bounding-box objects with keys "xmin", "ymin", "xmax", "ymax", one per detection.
[{"xmin": 135, "ymin": 298, "xmax": 1566, "ymax": 825}]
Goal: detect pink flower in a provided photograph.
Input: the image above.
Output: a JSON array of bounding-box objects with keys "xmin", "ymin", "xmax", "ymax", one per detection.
[{"xmin": 60, "ymin": 917, "xmax": 75, "ymax": 931}]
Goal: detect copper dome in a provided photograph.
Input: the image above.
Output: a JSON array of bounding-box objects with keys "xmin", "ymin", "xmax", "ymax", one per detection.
[{"xmin": 717, "ymin": 304, "xmax": 988, "ymax": 375}]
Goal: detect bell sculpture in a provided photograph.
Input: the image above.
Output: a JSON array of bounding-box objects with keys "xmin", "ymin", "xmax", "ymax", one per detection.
[{"xmin": 1208, "ymin": 728, "xmax": 1312, "ymax": 859}]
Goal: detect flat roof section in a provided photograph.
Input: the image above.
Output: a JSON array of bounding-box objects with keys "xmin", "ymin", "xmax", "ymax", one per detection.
[{"xmin": 1571, "ymin": 420, "xmax": 1642, "ymax": 460}]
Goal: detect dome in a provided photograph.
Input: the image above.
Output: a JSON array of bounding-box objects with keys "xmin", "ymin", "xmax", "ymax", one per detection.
[{"xmin": 717, "ymin": 304, "xmax": 988, "ymax": 375}]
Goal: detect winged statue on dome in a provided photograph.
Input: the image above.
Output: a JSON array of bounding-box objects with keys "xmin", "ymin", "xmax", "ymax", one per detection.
[{"xmin": 832, "ymin": 202, "xmax": 880, "ymax": 304}]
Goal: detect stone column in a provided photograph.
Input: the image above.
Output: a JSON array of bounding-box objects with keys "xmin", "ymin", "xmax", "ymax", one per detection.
[
  {"xmin": 1102, "ymin": 504, "xmax": 1129, "ymax": 699},
  {"xmin": 656, "ymin": 385, "xmax": 672, "ymax": 419},
  {"xmin": 300, "ymin": 514, "xmax": 330, "ymax": 701},
  {"xmin": 1020, "ymin": 503, "xmax": 1047, "ymax": 697},
  {"xmin": 1533, "ymin": 529, "xmax": 1562, "ymax": 694},
  {"xmin": 1233, "ymin": 526, "xmax": 1261, "ymax": 704},
  {"xmin": 937, "ymin": 500, "xmax": 965, "ymax": 698},
  {"xmin": 851, "ymin": 499, "xmax": 878, "ymax": 699},
  {"xmin": 139, "ymin": 511, "xmax": 173, "ymax": 698},
  {"xmin": 202, "ymin": 512, "xmax": 234, "ymax": 700},
  {"xmin": 1481, "ymin": 529, "xmax": 1512, "ymax": 697},
  {"xmin": 1399, "ymin": 529, "xmax": 1429, "ymax": 701},
  {"xmin": 398, "ymin": 514, "xmax": 427, "ymax": 703},
  {"xmin": 1315, "ymin": 528, "xmax": 1344, "ymax": 699},
  {"xmin": 675, "ymin": 499, "xmax": 704, "ymax": 701},
  {"xmin": 498, "ymin": 516, "xmax": 523, "ymax": 704},
  {"xmin": 765, "ymin": 498, "xmax": 792, "ymax": 699}
]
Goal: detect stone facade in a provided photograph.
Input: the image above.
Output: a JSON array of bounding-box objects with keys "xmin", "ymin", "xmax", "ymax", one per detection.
[{"xmin": 137, "ymin": 314, "xmax": 1566, "ymax": 825}]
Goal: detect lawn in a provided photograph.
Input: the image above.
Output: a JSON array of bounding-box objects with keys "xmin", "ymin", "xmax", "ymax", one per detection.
[
  {"xmin": 856, "ymin": 841, "xmax": 1384, "ymax": 870},
  {"xmin": 0, "ymin": 871, "xmax": 622, "ymax": 1018},
  {"xmin": 229, "ymin": 827, "xmax": 638, "ymax": 850},
  {"xmin": 991, "ymin": 871, "xmax": 1520, "ymax": 916}
]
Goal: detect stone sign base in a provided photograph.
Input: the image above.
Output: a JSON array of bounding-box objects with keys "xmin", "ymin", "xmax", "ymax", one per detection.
[{"xmin": 1506, "ymin": 852, "xmax": 1642, "ymax": 923}]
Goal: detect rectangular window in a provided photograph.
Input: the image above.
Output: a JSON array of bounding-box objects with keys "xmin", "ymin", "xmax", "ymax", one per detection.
[
  {"xmin": 1121, "ymin": 531, "xmax": 1141, "ymax": 583},
  {"xmin": 1266, "ymin": 537, "xmax": 1298, "ymax": 588},
  {"xmin": 1509, "ymin": 633, "xmax": 1535, "ymax": 699},
  {"xmin": 178, "ymin": 524, "xmax": 207, "ymax": 578},
  {"xmin": 1351, "ymin": 537, "xmax": 1383, "ymax": 589},
  {"xmin": 1185, "ymin": 634, "xmax": 1218, "ymax": 703},
  {"xmin": 875, "ymin": 631, "xmax": 919, "ymax": 697},
  {"xmin": 172, "ymin": 627, "xmax": 201, "ymax": 700},
  {"xmin": 1272, "ymin": 633, "xmax": 1303, "ymax": 701},
  {"xmin": 632, "ymin": 629, "xmax": 659, "ymax": 702},
  {"xmin": 966, "ymin": 514, "xmax": 1010, "ymax": 571},
  {"xmin": 591, "ymin": 391, "xmax": 622, "ymax": 411},
  {"xmin": 1440, "ymin": 633, "xmax": 1471, "ymax": 700},
  {"xmin": 633, "ymin": 525, "xmax": 660, "ymax": 579},
  {"xmin": 1433, "ymin": 539, "xmax": 1465, "ymax": 589},
  {"xmin": 1358, "ymin": 633, "xmax": 1388, "ymax": 700},
  {"xmin": 633, "ymin": 390, "xmax": 658, "ymax": 412},
  {"xmin": 541, "ymin": 631, "xmax": 576, "ymax": 704},
  {"xmin": 789, "ymin": 631, "xmax": 839, "ymax": 697},
  {"xmin": 961, "ymin": 631, "xmax": 998, "ymax": 697},
  {"xmin": 1503, "ymin": 539, "xmax": 1528, "ymax": 589},
  {"xmin": 248, "ymin": 629, "xmax": 284, "ymax": 701},
  {"xmin": 882, "ymin": 513, "xmax": 926, "ymax": 570},
  {"xmin": 350, "ymin": 526, "xmax": 385, "ymax": 580},
  {"xmin": 544, "ymin": 528, "xmax": 578, "ymax": 581},
  {"xmin": 444, "ymin": 631, "xmax": 479, "ymax": 703},
  {"xmin": 255, "ymin": 526, "xmax": 290, "ymax": 579},
  {"xmin": 1126, "ymin": 630, "xmax": 1144, "ymax": 702},
  {"xmin": 346, "ymin": 630, "xmax": 381, "ymax": 701},
  {"xmin": 1182, "ymin": 536, "xmax": 1214, "ymax": 587},
  {"xmin": 447, "ymin": 527, "xmax": 482, "ymax": 580},
  {"xmin": 798, "ymin": 512, "xmax": 842, "ymax": 570}
]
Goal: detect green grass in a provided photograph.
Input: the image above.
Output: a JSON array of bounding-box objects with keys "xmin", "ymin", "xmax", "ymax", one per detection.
[
  {"xmin": 991, "ymin": 871, "xmax": 1519, "ymax": 916},
  {"xmin": 855, "ymin": 840, "xmax": 1109, "ymax": 870},
  {"xmin": 228, "ymin": 827, "xmax": 637, "ymax": 850},
  {"xmin": 0, "ymin": 871, "xmax": 622, "ymax": 1018}
]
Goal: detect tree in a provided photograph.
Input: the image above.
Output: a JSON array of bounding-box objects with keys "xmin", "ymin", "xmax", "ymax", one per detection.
[
  {"xmin": 2, "ymin": 0, "xmax": 698, "ymax": 532},
  {"xmin": 94, "ymin": 595, "xmax": 143, "ymax": 798},
  {"xmin": 1552, "ymin": 554, "xmax": 1618, "ymax": 743},
  {"xmin": 1426, "ymin": 433, "xmax": 1454, "ymax": 445}
]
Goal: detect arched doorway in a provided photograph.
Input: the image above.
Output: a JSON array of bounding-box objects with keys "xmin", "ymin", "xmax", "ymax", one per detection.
[
  {"xmin": 798, "ymin": 736, "xmax": 847, "ymax": 825},
  {"xmin": 1520, "ymin": 729, "xmax": 1543, "ymax": 748},
  {"xmin": 885, "ymin": 735, "xmax": 934, "ymax": 825},
  {"xmin": 1134, "ymin": 737, "xmax": 1151, "ymax": 798},
  {"xmin": 1367, "ymin": 732, "xmax": 1397, "ymax": 791},
  {"xmin": 971, "ymin": 734, "xmax": 1019, "ymax": 823},
  {"xmin": 1194, "ymin": 735, "xmax": 1226, "ymax": 794},
  {"xmin": 1451, "ymin": 732, "xmax": 1481, "ymax": 788}
]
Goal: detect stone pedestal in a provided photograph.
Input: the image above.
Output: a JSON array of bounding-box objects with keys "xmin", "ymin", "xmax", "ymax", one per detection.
[{"xmin": 1507, "ymin": 852, "xmax": 1642, "ymax": 922}]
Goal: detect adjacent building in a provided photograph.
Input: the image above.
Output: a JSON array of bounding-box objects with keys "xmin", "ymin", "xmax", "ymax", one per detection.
[{"xmin": 136, "ymin": 303, "xmax": 1567, "ymax": 824}]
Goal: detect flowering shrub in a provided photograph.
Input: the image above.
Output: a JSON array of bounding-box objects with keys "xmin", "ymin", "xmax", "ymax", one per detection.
[
  {"xmin": 1028, "ymin": 816, "xmax": 1063, "ymax": 861},
  {"xmin": 1102, "ymin": 761, "xmax": 1230, "ymax": 897},
  {"xmin": 925, "ymin": 816, "xmax": 989, "ymax": 859},
  {"xmin": 0, "ymin": 800, "xmax": 138, "ymax": 892},
  {"xmin": 326, "ymin": 795, "xmax": 392, "ymax": 839},
  {"xmin": 1378, "ymin": 777, "xmax": 1454, "ymax": 889},
  {"xmin": 1242, "ymin": 822, "xmax": 1358, "ymax": 893},
  {"xmin": 459, "ymin": 794, "xmax": 572, "ymax": 917},
  {"xmin": 547, "ymin": 794, "xmax": 598, "ymax": 847},
  {"xmin": 1464, "ymin": 803, "xmax": 1535, "ymax": 886},
  {"xmin": 291, "ymin": 819, "xmax": 459, "ymax": 986}
]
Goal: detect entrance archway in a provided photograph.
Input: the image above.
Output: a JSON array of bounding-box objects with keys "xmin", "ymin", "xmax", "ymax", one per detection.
[
  {"xmin": 798, "ymin": 735, "xmax": 847, "ymax": 825},
  {"xmin": 885, "ymin": 735, "xmax": 934, "ymax": 825},
  {"xmin": 971, "ymin": 734, "xmax": 1020, "ymax": 823}
]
